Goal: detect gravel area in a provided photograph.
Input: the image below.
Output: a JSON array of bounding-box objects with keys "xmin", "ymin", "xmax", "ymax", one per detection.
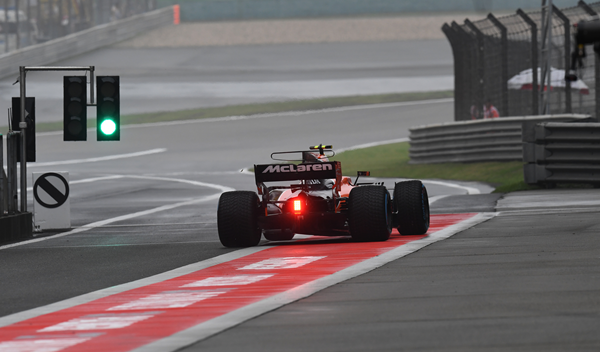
[{"xmin": 117, "ymin": 13, "xmax": 492, "ymax": 48}]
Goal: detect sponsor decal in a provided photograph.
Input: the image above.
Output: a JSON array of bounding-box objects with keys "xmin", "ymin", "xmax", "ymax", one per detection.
[{"xmin": 262, "ymin": 163, "xmax": 333, "ymax": 174}]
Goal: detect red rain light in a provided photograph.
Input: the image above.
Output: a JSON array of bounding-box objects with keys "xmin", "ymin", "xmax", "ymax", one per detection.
[{"xmin": 293, "ymin": 199, "xmax": 302, "ymax": 214}]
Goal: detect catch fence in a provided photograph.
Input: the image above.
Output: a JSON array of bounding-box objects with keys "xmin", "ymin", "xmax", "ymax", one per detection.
[
  {"xmin": 0, "ymin": 0, "xmax": 156, "ymax": 54},
  {"xmin": 443, "ymin": 0, "xmax": 600, "ymax": 121}
]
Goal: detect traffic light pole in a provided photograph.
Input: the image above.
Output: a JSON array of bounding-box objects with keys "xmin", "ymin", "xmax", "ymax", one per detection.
[{"xmin": 18, "ymin": 66, "xmax": 95, "ymax": 212}]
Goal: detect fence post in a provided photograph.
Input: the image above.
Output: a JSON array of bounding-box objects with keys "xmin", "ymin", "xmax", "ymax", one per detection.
[
  {"xmin": 0, "ymin": 134, "xmax": 4, "ymax": 216},
  {"xmin": 553, "ymin": 5, "xmax": 572, "ymax": 113},
  {"xmin": 6, "ymin": 132, "xmax": 17, "ymax": 214},
  {"xmin": 596, "ymin": 49, "xmax": 600, "ymax": 119},
  {"xmin": 452, "ymin": 21, "xmax": 475, "ymax": 121},
  {"xmin": 465, "ymin": 19, "xmax": 485, "ymax": 119},
  {"xmin": 442, "ymin": 23, "xmax": 463, "ymax": 121},
  {"xmin": 487, "ymin": 13, "xmax": 509, "ymax": 117},
  {"xmin": 517, "ymin": 9, "xmax": 539, "ymax": 115}
]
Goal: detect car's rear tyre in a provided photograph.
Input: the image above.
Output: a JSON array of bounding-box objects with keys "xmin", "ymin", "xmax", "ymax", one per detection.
[
  {"xmin": 217, "ymin": 191, "xmax": 262, "ymax": 247},
  {"xmin": 394, "ymin": 180, "xmax": 430, "ymax": 235},
  {"xmin": 263, "ymin": 229, "xmax": 295, "ymax": 241},
  {"xmin": 348, "ymin": 186, "xmax": 392, "ymax": 242}
]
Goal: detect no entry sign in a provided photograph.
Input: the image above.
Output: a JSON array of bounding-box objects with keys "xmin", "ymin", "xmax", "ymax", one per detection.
[{"xmin": 33, "ymin": 172, "xmax": 71, "ymax": 230}]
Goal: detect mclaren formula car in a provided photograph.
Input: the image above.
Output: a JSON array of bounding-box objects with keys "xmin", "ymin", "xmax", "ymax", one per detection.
[{"xmin": 217, "ymin": 145, "xmax": 430, "ymax": 247}]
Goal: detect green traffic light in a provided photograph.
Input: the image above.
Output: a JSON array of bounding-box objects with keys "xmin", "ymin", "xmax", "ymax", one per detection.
[{"xmin": 100, "ymin": 119, "xmax": 117, "ymax": 135}]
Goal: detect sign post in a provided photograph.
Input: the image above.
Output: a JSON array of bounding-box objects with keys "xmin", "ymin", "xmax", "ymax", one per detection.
[{"xmin": 32, "ymin": 172, "xmax": 71, "ymax": 230}]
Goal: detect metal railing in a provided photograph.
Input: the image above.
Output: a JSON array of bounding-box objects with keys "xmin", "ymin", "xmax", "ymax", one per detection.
[
  {"xmin": 0, "ymin": 0, "xmax": 157, "ymax": 55},
  {"xmin": 409, "ymin": 114, "xmax": 591, "ymax": 164},
  {"xmin": 443, "ymin": 1, "xmax": 600, "ymax": 121}
]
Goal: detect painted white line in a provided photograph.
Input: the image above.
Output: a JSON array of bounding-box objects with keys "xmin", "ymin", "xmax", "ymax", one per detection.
[
  {"xmin": 3, "ymin": 175, "xmax": 234, "ymax": 250},
  {"xmin": 1, "ymin": 194, "xmax": 223, "ymax": 251},
  {"xmin": 123, "ymin": 175, "xmax": 233, "ymax": 193},
  {"xmin": 238, "ymin": 257, "xmax": 326, "ymax": 270},
  {"xmin": 240, "ymin": 168, "xmax": 254, "ymax": 176},
  {"xmin": 428, "ymin": 195, "xmax": 450, "ymax": 205},
  {"xmin": 107, "ymin": 291, "xmax": 227, "ymax": 311},
  {"xmin": 39, "ymin": 313, "xmax": 157, "ymax": 331},
  {"xmin": 145, "ymin": 171, "xmax": 249, "ymax": 177},
  {"xmin": 33, "ymin": 99, "xmax": 454, "ymax": 138},
  {"xmin": 422, "ymin": 180, "xmax": 481, "ymax": 195},
  {"xmin": 25, "ymin": 175, "xmax": 126, "ymax": 192},
  {"xmin": 182, "ymin": 275, "xmax": 275, "ymax": 288},
  {"xmin": 28, "ymin": 149, "xmax": 167, "ymax": 167},
  {"xmin": 0, "ymin": 247, "xmax": 271, "ymax": 328},
  {"xmin": 133, "ymin": 212, "xmax": 497, "ymax": 352},
  {"xmin": 336, "ymin": 138, "xmax": 409, "ymax": 153},
  {"xmin": 113, "ymin": 99, "xmax": 455, "ymax": 131},
  {"xmin": 0, "ymin": 336, "xmax": 94, "ymax": 351}
]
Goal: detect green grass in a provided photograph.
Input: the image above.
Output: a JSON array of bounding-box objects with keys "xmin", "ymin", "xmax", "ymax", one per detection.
[
  {"xmin": 331, "ymin": 142, "xmax": 537, "ymax": 193},
  {"xmin": 0, "ymin": 91, "xmax": 453, "ymax": 134}
]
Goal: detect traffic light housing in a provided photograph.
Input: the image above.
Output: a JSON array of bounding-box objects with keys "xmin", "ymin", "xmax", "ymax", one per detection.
[
  {"xmin": 63, "ymin": 76, "xmax": 87, "ymax": 141},
  {"xmin": 96, "ymin": 76, "xmax": 120, "ymax": 141},
  {"xmin": 12, "ymin": 97, "xmax": 36, "ymax": 162}
]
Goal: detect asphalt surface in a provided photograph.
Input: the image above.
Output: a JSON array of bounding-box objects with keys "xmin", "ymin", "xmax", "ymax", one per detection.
[
  {"xmin": 0, "ymin": 39, "xmax": 452, "ymax": 123},
  {"xmin": 2, "ymin": 98, "xmax": 464, "ymax": 318},
  {"xmin": 186, "ymin": 196, "xmax": 600, "ymax": 352},
  {"xmin": 1, "ymin": 33, "xmax": 599, "ymax": 351}
]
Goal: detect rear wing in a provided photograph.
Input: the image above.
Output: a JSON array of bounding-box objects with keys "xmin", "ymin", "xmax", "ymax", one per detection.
[
  {"xmin": 255, "ymin": 161, "xmax": 341, "ymax": 183},
  {"xmin": 255, "ymin": 161, "xmax": 342, "ymax": 198}
]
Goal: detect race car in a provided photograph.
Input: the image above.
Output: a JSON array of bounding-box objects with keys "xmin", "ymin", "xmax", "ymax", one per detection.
[{"xmin": 217, "ymin": 145, "xmax": 430, "ymax": 247}]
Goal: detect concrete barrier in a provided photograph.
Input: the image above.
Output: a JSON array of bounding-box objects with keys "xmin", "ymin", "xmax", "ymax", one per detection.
[
  {"xmin": 0, "ymin": 6, "xmax": 174, "ymax": 80},
  {"xmin": 409, "ymin": 114, "xmax": 591, "ymax": 164}
]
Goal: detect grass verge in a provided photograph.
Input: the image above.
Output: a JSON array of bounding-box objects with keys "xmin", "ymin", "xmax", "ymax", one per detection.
[
  {"xmin": 0, "ymin": 91, "xmax": 453, "ymax": 134},
  {"xmin": 331, "ymin": 142, "xmax": 538, "ymax": 193}
]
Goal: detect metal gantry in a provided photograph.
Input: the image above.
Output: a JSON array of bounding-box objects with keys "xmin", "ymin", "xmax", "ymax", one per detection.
[{"xmin": 15, "ymin": 66, "xmax": 95, "ymax": 212}]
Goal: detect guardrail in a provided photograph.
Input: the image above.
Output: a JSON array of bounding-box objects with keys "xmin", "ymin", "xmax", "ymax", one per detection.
[
  {"xmin": 409, "ymin": 114, "xmax": 591, "ymax": 164},
  {"xmin": 0, "ymin": 6, "xmax": 174, "ymax": 80},
  {"xmin": 523, "ymin": 122, "xmax": 600, "ymax": 186}
]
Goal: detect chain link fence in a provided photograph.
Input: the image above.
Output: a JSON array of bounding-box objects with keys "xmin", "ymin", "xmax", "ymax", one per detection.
[
  {"xmin": 0, "ymin": 0, "xmax": 157, "ymax": 54},
  {"xmin": 444, "ymin": 0, "xmax": 600, "ymax": 121}
]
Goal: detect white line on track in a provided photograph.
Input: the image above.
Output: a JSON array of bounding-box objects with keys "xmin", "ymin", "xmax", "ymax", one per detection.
[
  {"xmin": 27, "ymin": 149, "xmax": 167, "ymax": 167},
  {"xmin": 132, "ymin": 212, "xmax": 497, "ymax": 352},
  {"xmin": 2, "ymin": 175, "xmax": 233, "ymax": 251},
  {"xmin": 422, "ymin": 180, "xmax": 481, "ymax": 195},
  {"xmin": 0, "ymin": 247, "xmax": 271, "ymax": 328},
  {"xmin": 428, "ymin": 195, "xmax": 450, "ymax": 205},
  {"xmin": 24, "ymin": 175, "xmax": 126, "ymax": 192},
  {"xmin": 34, "ymin": 99, "xmax": 454, "ymax": 138},
  {"xmin": 336, "ymin": 138, "xmax": 409, "ymax": 153},
  {"xmin": 104, "ymin": 99, "xmax": 455, "ymax": 130}
]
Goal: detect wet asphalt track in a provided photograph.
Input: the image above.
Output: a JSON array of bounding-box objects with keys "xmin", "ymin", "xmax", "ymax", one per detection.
[{"xmin": 0, "ymin": 39, "xmax": 599, "ymax": 351}]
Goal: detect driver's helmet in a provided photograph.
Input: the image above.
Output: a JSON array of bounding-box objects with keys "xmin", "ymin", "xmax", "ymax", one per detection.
[{"xmin": 302, "ymin": 152, "xmax": 329, "ymax": 163}]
